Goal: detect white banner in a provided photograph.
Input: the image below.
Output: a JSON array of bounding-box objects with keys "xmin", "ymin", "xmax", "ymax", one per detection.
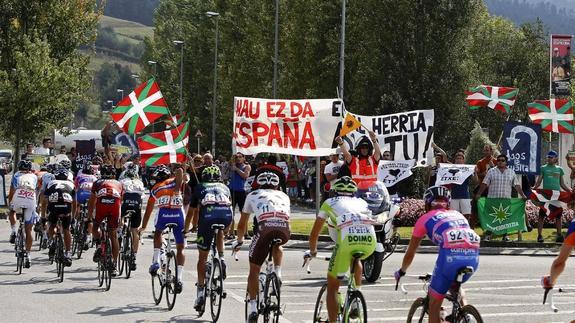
[
  {"xmin": 377, "ymin": 160, "xmax": 415, "ymax": 187},
  {"xmin": 435, "ymin": 163, "xmax": 475, "ymax": 186},
  {"xmin": 233, "ymin": 97, "xmax": 341, "ymax": 156},
  {"xmin": 341, "ymin": 109, "xmax": 434, "ymax": 166}
]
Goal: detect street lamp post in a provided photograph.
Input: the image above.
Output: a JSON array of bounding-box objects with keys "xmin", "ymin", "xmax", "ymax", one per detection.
[
  {"xmin": 116, "ymin": 89, "xmax": 124, "ymax": 102},
  {"xmin": 147, "ymin": 60, "xmax": 157, "ymax": 77},
  {"xmin": 173, "ymin": 40, "xmax": 185, "ymax": 120},
  {"xmin": 339, "ymin": 0, "xmax": 346, "ymax": 99},
  {"xmin": 272, "ymin": 0, "xmax": 279, "ymax": 98},
  {"xmin": 206, "ymin": 11, "xmax": 219, "ymax": 157}
]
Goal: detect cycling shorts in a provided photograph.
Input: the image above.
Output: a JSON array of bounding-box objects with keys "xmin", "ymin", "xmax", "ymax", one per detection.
[
  {"xmin": 48, "ymin": 211, "xmax": 71, "ymax": 230},
  {"xmin": 94, "ymin": 199, "xmax": 121, "ymax": 230},
  {"xmin": 249, "ymin": 219, "xmax": 290, "ymax": 266},
  {"xmin": 564, "ymin": 219, "xmax": 575, "ymax": 246},
  {"xmin": 10, "ymin": 204, "xmax": 38, "ymax": 225},
  {"xmin": 429, "ymin": 248, "xmax": 479, "ymax": 300},
  {"xmin": 76, "ymin": 190, "xmax": 92, "ymax": 204},
  {"xmin": 328, "ymin": 224, "xmax": 376, "ymax": 279},
  {"xmin": 197, "ymin": 213, "xmax": 232, "ymax": 251},
  {"xmin": 121, "ymin": 192, "xmax": 142, "ymax": 228},
  {"xmin": 154, "ymin": 208, "xmax": 185, "ymax": 245}
]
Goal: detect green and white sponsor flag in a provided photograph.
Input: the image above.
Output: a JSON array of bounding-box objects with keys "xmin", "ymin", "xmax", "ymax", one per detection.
[{"xmin": 477, "ymin": 197, "xmax": 526, "ymax": 235}]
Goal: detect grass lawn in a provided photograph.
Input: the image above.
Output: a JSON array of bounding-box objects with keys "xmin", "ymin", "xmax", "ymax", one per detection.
[
  {"xmin": 83, "ymin": 50, "xmax": 141, "ymax": 73},
  {"xmin": 289, "ymin": 219, "xmax": 565, "ymax": 243}
]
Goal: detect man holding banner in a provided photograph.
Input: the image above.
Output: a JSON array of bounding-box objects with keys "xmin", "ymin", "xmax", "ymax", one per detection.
[
  {"xmin": 335, "ymin": 131, "xmax": 381, "ymax": 188},
  {"xmin": 475, "ymin": 154, "xmax": 527, "ymax": 241}
]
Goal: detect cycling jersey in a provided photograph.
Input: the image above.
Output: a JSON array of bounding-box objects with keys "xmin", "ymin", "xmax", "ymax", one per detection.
[
  {"xmin": 91, "ymin": 179, "xmax": 124, "ymax": 229},
  {"xmin": 75, "ymin": 173, "xmax": 98, "ymax": 204},
  {"xmin": 150, "ymin": 178, "xmax": 185, "ymax": 244},
  {"xmin": 191, "ymin": 182, "xmax": 233, "ymax": 250},
  {"xmin": 120, "ymin": 178, "xmax": 145, "ymax": 228},
  {"xmin": 44, "ymin": 179, "xmax": 75, "ymax": 229},
  {"xmin": 41, "ymin": 172, "xmax": 56, "ymax": 194},
  {"xmin": 413, "ymin": 208, "xmax": 480, "ymax": 300},
  {"xmin": 242, "ymin": 189, "xmax": 291, "ymax": 265},
  {"xmin": 565, "ymin": 219, "xmax": 575, "ymax": 246},
  {"xmin": 318, "ymin": 196, "xmax": 376, "ymax": 279},
  {"xmin": 11, "ymin": 171, "xmax": 38, "ymax": 224}
]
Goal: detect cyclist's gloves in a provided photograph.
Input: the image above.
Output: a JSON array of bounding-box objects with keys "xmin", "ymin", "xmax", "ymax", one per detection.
[
  {"xmin": 303, "ymin": 249, "xmax": 317, "ymax": 259},
  {"xmin": 394, "ymin": 269, "xmax": 406, "ymax": 283},
  {"xmin": 231, "ymin": 240, "xmax": 243, "ymax": 252},
  {"xmin": 541, "ymin": 275, "xmax": 553, "ymax": 290}
]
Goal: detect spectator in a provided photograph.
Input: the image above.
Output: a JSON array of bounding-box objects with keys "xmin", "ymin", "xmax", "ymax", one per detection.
[
  {"xmin": 426, "ymin": 142, "xmax": 449, "ymax": 187},
  {"xmin": 228, "ymin": 152, "xmax": 251, "ymax": 239},
  {"xmin": 533, "ymin": 150, "xmax": 572, "ymax": 243},
  {"xmin": 217, "ymin": 155, "xmax": 231, "ymax": 185},
  {"xmin": 335, "ymin": 131, "xmax": 381, "ymax": 187},
  {"xmin": 472, "ymin": 144, "xmax": 497, "ymax": 224},
  {"xmin": 21, "ymin": 143, "xmax": 34, "ymax": 160},
  {"xmin": 324, "ymin": 153, "xmax": 343, "ymax": 189},
  {"xmin": 298, "ymin": 160, "xmax": 308, "ymax": 200},
  {"xmin": 286, "ymin": 165, "xmax": 299, "ymax": 200},
  {"xmin": 475, "ymin": 154, "xmax": 527, "ymax": 241},
  {"xmin": 450, "ymin": 150, "xmax": 474, "ymax": 226},
  {"xmin": 35, "ymin": 138, "xmax": 52, "ymax": 156}
]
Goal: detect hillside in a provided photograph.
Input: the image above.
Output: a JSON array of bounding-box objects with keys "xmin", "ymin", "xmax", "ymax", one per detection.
[{"xmin": 486, "ymin": 0, "xmax": 575, "ymax": 34}]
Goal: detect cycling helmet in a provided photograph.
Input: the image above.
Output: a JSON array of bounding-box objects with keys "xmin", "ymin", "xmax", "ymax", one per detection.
[
  {"xmin": 59, "ymin": 159, "xmax": 72, "ymax": 170},
  {"xmin": 423, "ymin": 185, "xmax": 451, "ymax": 210},
  {"xmin": 256, "ymin": 172, "xmax": 280, "ymax": 189},
  {"xmin": 355, "ymin": 181, "xmax": 391, "ymax": 215},
  {"xmin": 82, "ymin": 160, "xmax": 94, "ymax": 175},
  {"xmin": 54, "ymin": 166, "xmax": 69, "ymax": 180},
  {"xmin": 46, "ymin": 163, "xmax": 58, "ymax": 174},
  {"xmin": 332, "ymin": 176, "xmax": 358, "ymax": 196},
  {"xmin": 153, "ymin": 165, "xmax": 171, "ymax": 183},
  {"xmin": 40, "ymin": 162, "xmax": 49, "ymax": 171},
  {"xmin": 100, "ymin": 164, "xmax": 116, "ymax": 179},
  {"xmin": 92, "ymin": 156, "xmax": 103, "ymax": 165},
  {"xmin": 202, "ymin": 165, "xmax": 221, "ymax": 183},
  {"xmin": 17, "ymin": 160, "xmax": 32, "ymax": 171},
  {"xmin": 123, "ymin": 163, "xmax": 139, "ymax": 179}
]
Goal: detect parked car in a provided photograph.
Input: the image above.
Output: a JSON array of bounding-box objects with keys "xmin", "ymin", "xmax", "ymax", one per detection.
[{"xmin": 0, "ymin": 149, "xmax": 13, "ymax": 173}]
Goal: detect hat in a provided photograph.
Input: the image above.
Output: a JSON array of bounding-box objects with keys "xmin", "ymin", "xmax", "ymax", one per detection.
[{"xmin": 547, "ymin": 150, "xmax": 558, "ymax": 158}]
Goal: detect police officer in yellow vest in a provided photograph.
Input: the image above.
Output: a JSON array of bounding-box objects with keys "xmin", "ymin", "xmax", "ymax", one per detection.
[{"xmin": 335, "ymin": 130, "xmax": 381, "ymax": 187}]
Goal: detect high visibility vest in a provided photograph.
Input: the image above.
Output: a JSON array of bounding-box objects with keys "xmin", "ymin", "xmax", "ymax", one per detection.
[{"xmin": 349, "ymin": 156, "xmax": 378, "ymax": 185}]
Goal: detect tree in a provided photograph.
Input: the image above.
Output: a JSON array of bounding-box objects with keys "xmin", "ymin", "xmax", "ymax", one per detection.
[{"xmin": 0, "ymin": 0, "xmax": 100, "ymax": 166}]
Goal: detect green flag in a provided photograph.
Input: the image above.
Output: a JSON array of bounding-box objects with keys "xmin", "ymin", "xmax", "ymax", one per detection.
[{"xmin": 477, "ymin": 197, "xmax": 526, "ymax": 235}]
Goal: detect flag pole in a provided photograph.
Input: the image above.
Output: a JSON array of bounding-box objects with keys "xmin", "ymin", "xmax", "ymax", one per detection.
[{"xmin": 495, "ymin": 90, "xmax": 518, "ymax": 150}]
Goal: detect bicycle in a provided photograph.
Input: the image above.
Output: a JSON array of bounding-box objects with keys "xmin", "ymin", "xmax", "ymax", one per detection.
[
  {"xmin": 305, "ymin": 253, "xmax": 368, "ymax": 323},
  {"xmin": 543, "ymin": 285, "xmax": 575, "ymax": 313},
  {"xmin": 51, "ymin": 215, "xmax": 67, "ymax": 283},
  {"xmin": 151, "ymin": 223, "xmax": 179, "ymax": 311},
  {"xmin": 34, "ymin": 217, "xmax": 47, "ymax": 250},
  {"xmin": 71, "ymin": 203, "xmax": 89, "ymax": 259},
  {"xmin": 14, "ymin": 208, "xmax": 27, "ymax": 275},
  {"xmin": 118, "ymin": 210, "xmax": 137, "ymax": 278},
  {"xmin": 398, "ymin": 267, "xmax": 483, "ymax": 323},
  {"xmin": 241, "ymin": 238, "xmax": 283, "ymax": 323},
  {"xmin": 96, "ymin": 218, "xmax": 113, "ymax": 291},
  {"xmin": 196, "ymin": 223, "xmax": 227, "ymax": 321}
]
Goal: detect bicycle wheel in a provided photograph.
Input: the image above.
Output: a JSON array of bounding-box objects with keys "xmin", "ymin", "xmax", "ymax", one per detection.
[
  {"xmin": 124, "ymin": 231, "xmax": 132, "ymax": 278},
  {"xmin": 210, "ymin": 259, "xmax": 224, "ymax": 321},
  {"xmin": 457, "ymin": 305, "xmax": 483, "ymax": 323},
  {"xmin": 16, "ymin": 232, "xmax": 23, "ymax": 275},
  {"xmin": 152, "ymin": 270, "xmax": 164, "ymax": 305},
  {"xmin": 165, "ymin": 251, "xmax": 178, "ymax": 310},
  {"xmin": 312, "ymin": 284, "xmax": 329, "ymax": 323},
  {"xmin": 76, "ymin": 231, "xmax": 85, "ymax": 259},
  {"xmin": 98, "ymin": 258, "xmax": 104, "ymax": 287},
  {"xmin": 117, "ymin": 233, "xmax": 125, "ymax": 276},
  {"xmin": 406, "ymin": 297, "xmax": 428, "ymax": 323},
  {"xmin": 57, "ymin": 236, "xmax": 65, "ymax": 283},
  {"xmin": 343, "ymin": 290, "xmax": 367, "ymax": 323},
  {"xmin": 37, "ymin": 232, "xmax": 43, "ymax": 251},
  {"xmin": 263, "ymin": 272, "xmax": 281, "ymax": 323},
  {"xmin": 104, "ymin": 238, "xmax": 112, "ymax": 291}
]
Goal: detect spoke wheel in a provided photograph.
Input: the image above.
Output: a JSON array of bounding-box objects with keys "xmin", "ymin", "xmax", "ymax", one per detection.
[
  {"xmin": 124, "ymin": 232, "xmax": 132, "ymax": 279},
  {"xmin": 165, "ymin": 251, "xmax": 178, "ymax": 310},
  {"xmin": 209, "ymin": 260, "xmax": 224, "ymax": 322},
  {"xmin": 76, "ymin": 232, "xmax": 85, "ymax": 259},
  {"xmin": 457, "ymin": 305, "xmax": 483, "ymax": 323},
  {"xmin": 406, "ymin": 297, "xmax": 428, "ymax": 323},
  {"xmin": 152, "ymin": 271, "xmax": 164, "ymax": 305},
  {"xmin": 98, "ymin": 258, "xmax": 104, "ymax": 287},
  {"xmin": 343, "ymin": 290, "xmax": 367, "ymax": 323},
  {"xmin": 313, "ymin": 284, "xmax": 329, "ymax": 323},
  {"xmin": 16, "ymin": 233, "xmax": 24, "ymax": 275},
  {"xmin": 104, "ymin": 238, "xmax": 112, "ymax": 291},
  {"xmin": 56, "ymin": 236, "xmax": 65, "ymax": 283},
  {"xmin": 263, "ymin": 272, "xmax": 281, "ymax": 323},
  {"xmin": 117, "ymin": 235, "xmax": 124, "ymax": 276}
]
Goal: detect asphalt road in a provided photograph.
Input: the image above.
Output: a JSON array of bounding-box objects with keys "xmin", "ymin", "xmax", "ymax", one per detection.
[{"xmin": 2, "ymin": 221, "xmax": 575, "ymax": 323}]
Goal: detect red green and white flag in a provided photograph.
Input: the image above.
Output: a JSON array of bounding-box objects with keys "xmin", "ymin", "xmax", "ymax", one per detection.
[
  {"xmin": 530, "ymin": 189, "xmax": 573, "ymax": 220},
  {"xmin": 111, "ymin": 79, "xmax": 169, "ymax": 134},
  {"xmin": 465, "ymin": 85, "xmax": 518, "ymax": 114},
  {"xmin": 165, "ymin": 113, "xmax": 186, "ymax": 128},
  {"xmin": 137, "ymin": 122, "xmax": 189, "ymax": 166},
  {"xmin": 527, "ymin": 99, "xmax": 574, "ymax": 133}
]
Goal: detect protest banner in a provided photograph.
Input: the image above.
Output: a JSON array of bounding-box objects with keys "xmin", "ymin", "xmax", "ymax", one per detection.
[
  {"xmin": 435, "ymin": 163, "xmax": 475, "ymax": 186},
  {"xmin": 501, "ymin": 122, "xmax": 541, "ymax": 175},
  {"xmin": 74, "ymin": 140, "xmax": 96, "ymax": 171},
  {"xmin": 477, "ymin": 197, "xmax": 526, "ymax": 235},
  {"xmin": 377, "ymin": 160, "xmax": 415, "ymax": 187},
  {"xmin": 25, "ymin": 154, "xmax": 48, "ymax": 165},
  {"xmin": 233, "ymin": 97, "xmax": 341, "ymax": 156},
  {"xmin": 551, "ymin": 35, "xmax": 572, "ymax": 97},
  {"xmin": 335, "ymin": 108, "xmax": 434, "ymax": 165}
]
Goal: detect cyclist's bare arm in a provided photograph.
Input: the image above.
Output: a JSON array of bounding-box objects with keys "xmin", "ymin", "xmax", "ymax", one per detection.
[
  {"xmin": 400, "ymin": 236, "xmax": 423, "ymax": 272},
  {"xmin": 87, "ymin": 194, "xmax": 96, "ymax": 220},
  {"xmin": 309, "ymin": 217, "xmax": 326, "ymax": 254},
  {"xmin": 140, "ymin": 199, "xmax": 155, "ymax": 232},
  {"xmin": 236, "ymin": 212, "xmax": 250, "ymax": 243},
  {"xmin": 184, "ymin": 207, "xmax": 197, "ymax": 233},
  {"xmin": 547, "ymin": 243, "xmax": 574, "ymax": 286},
  {"xmin": 173, "ymin": 168, "xmax": 183, "ymax": 195},
  {"xmin": 8, "ymin": 186, "xmax": 14, "ymax": 202}
]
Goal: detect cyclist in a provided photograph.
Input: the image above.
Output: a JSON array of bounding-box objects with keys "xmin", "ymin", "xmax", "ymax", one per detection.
[
  {"xmin": 139, "ymin": 165, "xmax": 187, "ymax": 294},
  {"xmin": 232, "ymin": 172, "xmax": 291, "ymax": 323},
  {"xmin": 119, "ymin": 163, "xmax": 145, "ymax": 271},
  {"xmin": 45, "ymin": 166, "xmax": 76, "ymax": 266},
  {"xmin": 38, "ymin": 163, "xmax": 58, "ymax": 245},
  {"xmin": 306, "ymin": 176, "xmax": 376, "ymax": 323},
  {"xmin": 88, "ymin": 164, "xmax": 124, "ymax": 276},
  {"xmin": 75, "ymin": 161, "xmax": 98, "ymax": 248},
  {"xmin": 191, "ymin": 166, "xmax": 233, "ymax": 312},
  {"xmin": 541, "ymin": 218, "xmax": 575, "ymax": 291},
  {"xmin": 8, "ymin": 160, "xmax": 38, "ymax": 268},
  {"xmin": 394, "ymin": 186, "xmax": 480, "ymax": 323},
  {"xmin": 59, "ymin": 159, "xmax": 74, "ymax": 181}
]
